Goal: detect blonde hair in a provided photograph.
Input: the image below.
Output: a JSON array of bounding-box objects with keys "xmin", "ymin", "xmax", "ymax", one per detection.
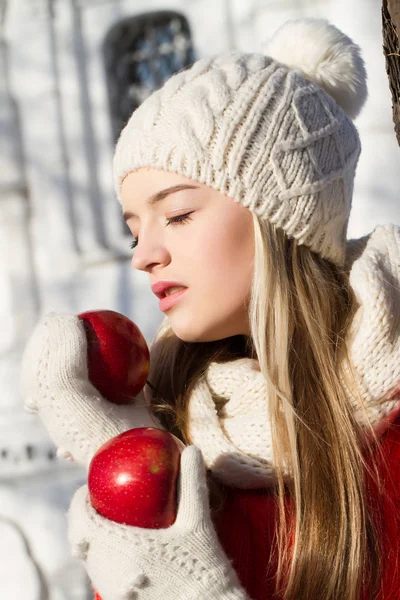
[{"xmin": 145, "ymin": 214, "xmax": 384, "ymax": 599}]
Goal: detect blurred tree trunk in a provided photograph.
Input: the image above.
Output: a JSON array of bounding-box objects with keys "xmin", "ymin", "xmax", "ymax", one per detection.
[{"xmin": 382, "ymin": 0, "xmax": 400, "ymax": 145}]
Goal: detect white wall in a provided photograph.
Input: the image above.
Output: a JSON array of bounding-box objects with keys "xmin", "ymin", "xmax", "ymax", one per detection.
[{"xmin": 1, "ymin": 0, "xmax": 398, "ymax": 598}]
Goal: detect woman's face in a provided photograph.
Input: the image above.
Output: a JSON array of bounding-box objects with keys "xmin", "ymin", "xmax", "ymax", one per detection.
[{"xmin": 121, "ymin": 168, "xmax": 255, "ymax": 342}]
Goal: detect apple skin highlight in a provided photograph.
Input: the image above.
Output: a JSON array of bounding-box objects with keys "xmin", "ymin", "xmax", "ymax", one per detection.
[{"xmin": 88, "ymin": 427, "xmax": 185, "ymax": 528}]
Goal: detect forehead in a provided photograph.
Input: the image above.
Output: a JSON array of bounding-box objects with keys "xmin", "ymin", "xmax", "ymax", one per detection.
[
  {"xmin": 121, "ymin": 168, "xmax": 203, "ymax": 198},
  {"xmin": 121, "ymin": 168, "xmax": 204, "ymax": 222},
  {"xmin": 120, "ymin": 167, "xmax": 248, "ymax": 222}
]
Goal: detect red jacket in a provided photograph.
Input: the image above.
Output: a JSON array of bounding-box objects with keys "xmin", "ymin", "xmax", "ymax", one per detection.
[{"xmin": 212, "ymin": 412, "xmax": 400, "ymax": 600}]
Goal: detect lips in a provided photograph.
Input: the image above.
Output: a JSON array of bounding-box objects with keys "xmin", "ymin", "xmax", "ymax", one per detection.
[
  {"xmin": 163, "ymin": 287, "xmax": 186, "ymax": 298},
  {"xmin": 151, "ymin": 281, "xmax": 188, "ymax": 299},
  {"xmin": 159, "ymin": 288, "xmax": 188, "ymax": 312}
]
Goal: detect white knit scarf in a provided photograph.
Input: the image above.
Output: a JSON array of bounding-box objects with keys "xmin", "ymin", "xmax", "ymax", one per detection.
[{"xmin": 184, "ymin": 224, "xmax": 400, "ymax": 489}]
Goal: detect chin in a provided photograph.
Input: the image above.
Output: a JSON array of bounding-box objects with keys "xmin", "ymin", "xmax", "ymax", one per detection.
[
  {"xmin": 173, "ymin": 330, "xmax": 210, "ymax": 343},
  {"xmin": 172, "ymin": 326, "xmax": 245, "ymax": 344},
  {"xmin": 169, "ymin": 311, "xmax": 250, "ymax": 343},
  {"xmin": 169, "ymin": 323, "xmax": 213, "ymax": 343}
]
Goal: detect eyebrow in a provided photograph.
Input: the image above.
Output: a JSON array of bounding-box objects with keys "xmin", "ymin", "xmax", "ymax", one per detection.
[{"xmin": 123, "ymin": 184, "xmax": 199, "ymax": 222}]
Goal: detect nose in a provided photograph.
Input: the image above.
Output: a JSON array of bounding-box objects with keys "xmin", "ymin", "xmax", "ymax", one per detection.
[{"xmin": 131, "ymin": 237, "xmax": 170, "ymax": 272}]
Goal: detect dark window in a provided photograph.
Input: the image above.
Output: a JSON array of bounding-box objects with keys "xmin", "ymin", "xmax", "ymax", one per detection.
[
  {"xmin": 103, "ymin": 11, "xmax": 197, "ymax": 144},
  {"xmin": 103, "ymin": 11, "xmax": 197, "ymax": 238}
]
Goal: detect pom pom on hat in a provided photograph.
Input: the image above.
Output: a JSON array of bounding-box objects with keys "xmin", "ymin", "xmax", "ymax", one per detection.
[{"xmin": 262, "ymin": 18, "xmax": 368, "ymax": 119}]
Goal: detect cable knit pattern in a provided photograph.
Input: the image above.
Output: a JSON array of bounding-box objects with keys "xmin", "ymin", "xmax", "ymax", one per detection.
[{"xmin": 113, "ymin": 49, "xmax": 360, "ymax": 267}]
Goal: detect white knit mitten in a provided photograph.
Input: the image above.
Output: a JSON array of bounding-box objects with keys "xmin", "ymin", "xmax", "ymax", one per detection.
[
  {"xmin": 68, "ymin": 445, "xmax": 250, "ymax": 600},
  {"xmin": 20, "ymin": 313, "xmax": 158, "ymax": 468}
]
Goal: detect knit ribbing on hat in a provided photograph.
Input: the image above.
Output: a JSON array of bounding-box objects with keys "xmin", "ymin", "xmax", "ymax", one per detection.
[{"xmin": 114, "ymin": 48, "xmax": 362, "ymax": 266}]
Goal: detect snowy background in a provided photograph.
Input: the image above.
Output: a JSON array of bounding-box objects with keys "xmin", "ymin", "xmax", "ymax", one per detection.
[{"xmin": 1, "ymin": 0, "xmax": 399, "ymax": 598}]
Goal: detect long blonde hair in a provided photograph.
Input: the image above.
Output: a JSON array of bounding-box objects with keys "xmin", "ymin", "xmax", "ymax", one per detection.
[{"xmin": 145, "ymin": 214, "xmax": 383, "ymax": 599}]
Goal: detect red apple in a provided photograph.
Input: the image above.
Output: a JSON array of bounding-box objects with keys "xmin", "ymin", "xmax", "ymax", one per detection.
[
  {"xmin": 78, "ymin": 309, "xmax": 150, "ymax": 404},
  {"xmin": 88, "ymin": 427, "xmax": 186, "ymax": 528}
]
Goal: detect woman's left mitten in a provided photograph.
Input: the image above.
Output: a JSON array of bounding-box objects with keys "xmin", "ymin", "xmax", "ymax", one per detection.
[{"xmin": 67, "ymin": 445, "xmax": 251, "ymax": 600}]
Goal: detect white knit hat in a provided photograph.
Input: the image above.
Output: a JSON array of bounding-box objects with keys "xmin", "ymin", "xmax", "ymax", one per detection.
[{"xmin": 113, "ymin": 18, "xmax": 367, "ymax": 267}]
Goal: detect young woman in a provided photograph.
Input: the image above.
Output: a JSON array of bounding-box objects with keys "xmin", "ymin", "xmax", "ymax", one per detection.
[{"xmin": 21, "ymin": 18, "xmax": 400, "ymax": 600}]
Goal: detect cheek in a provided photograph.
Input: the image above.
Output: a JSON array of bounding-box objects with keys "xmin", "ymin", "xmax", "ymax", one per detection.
[{"xmin": 193, "ymin": 213, "xmax": 254, "ymax": 294}]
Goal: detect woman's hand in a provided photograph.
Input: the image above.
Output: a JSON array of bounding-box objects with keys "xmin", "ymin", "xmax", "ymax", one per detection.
[
  {"xmin": 20, "ymin": 313, "xmax": 157, "ymax": 469},
  {"xmin": 68, "ymin": 444, "xmax": 250, "ymax": 600}
]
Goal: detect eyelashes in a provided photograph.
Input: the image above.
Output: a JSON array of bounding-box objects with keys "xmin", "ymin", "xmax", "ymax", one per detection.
[{"xmin": 129, "ymin": 212, "xmax": 195, "ymax": 250}]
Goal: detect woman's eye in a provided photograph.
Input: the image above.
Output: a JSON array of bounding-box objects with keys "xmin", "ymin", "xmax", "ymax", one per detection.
[{"xmin": 129, "ymin": 211, "xmax": 194, "ymax": 250}]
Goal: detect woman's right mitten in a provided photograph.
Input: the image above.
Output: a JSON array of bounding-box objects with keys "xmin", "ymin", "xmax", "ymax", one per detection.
[{"xmin": 20, "ymin": 313, "xmax": 157, "ymax": 469}]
